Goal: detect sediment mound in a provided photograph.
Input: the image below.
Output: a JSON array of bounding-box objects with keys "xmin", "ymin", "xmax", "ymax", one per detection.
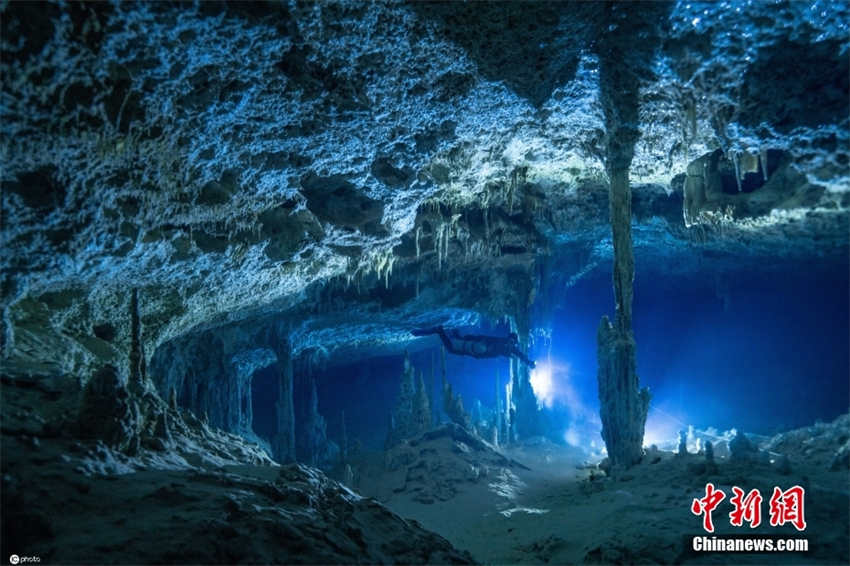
[{"xmin": 383, "ymin": 423, "xmax": 529, "ymax": 504}]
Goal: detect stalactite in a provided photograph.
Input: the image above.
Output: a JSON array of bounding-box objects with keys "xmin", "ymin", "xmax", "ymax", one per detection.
[
  {"xmin": 731, "ymin": 150, "xmax": 743, "ymax": 192},
  {"xmin": 340, "ymin": 409, "xmax": 347, "ymax": 464},
  {"xmin": 609, "ymin": 168, "xmax": 634, "ymax": 332},
  {"xmin": 759, "ymin": 147, "xmax": 769, "ymax": 182},
  {"xmin": 494, "ymin": 368, "xmax": 502, "ymax": 446},
  {"xmin": 428, "ymin": 351, "xmax": 437, "ymax": 425},
  {"xmin": 435, "ymin": 223, "xmax": 443, "ymax": 271},
  {"xmin": 129, "ymin": 288, "xmax": 145, "ymax": 387},
  {"xmin": 440, "ymin": 344, "xmax": 446, "ymax": 388},
  {"xmin": 442, "ymin": 222, "xmax": 449, "ymax": 269},
  {"xmin": 415, "ymin": 226, "xmax": 421, "ymax": 259},
  {"xmin": 508, "ymin": 170, "xmax": 516, "ymax": 215}
]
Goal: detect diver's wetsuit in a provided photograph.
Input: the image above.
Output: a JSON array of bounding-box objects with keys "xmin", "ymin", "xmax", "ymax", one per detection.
[{"xmin": 411, "ymin": 326, "xmax": 536, "ymax": 368}]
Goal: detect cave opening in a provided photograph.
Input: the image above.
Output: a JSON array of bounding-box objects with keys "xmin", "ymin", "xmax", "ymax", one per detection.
[{"xmin": 718, "ymin": 149, "xmax": 787, "ymax": 195}]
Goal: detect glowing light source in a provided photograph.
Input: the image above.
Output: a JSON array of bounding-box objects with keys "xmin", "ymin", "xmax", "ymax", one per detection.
[
  {"xmin": 529, "ymin": 362, "xmax": 555, "ymax": 408},
  {"xmin": 563, "ymin": 426, "xmax": 581, "ymax": 447}
]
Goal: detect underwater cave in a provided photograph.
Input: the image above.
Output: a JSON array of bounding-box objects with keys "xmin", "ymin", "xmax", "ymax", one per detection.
[{"xmin": 2, "ymin": 1, "xmax": 849, "ymax": 565}]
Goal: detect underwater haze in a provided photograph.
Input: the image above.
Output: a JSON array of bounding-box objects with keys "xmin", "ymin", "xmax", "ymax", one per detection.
[{"xmin": 301, "ymin": 253, "xmax": 849, "ymax": 455}]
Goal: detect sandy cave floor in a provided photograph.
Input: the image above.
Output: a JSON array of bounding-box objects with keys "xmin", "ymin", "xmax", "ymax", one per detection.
[
  {"xmin": 2, "ymin": 379, "xmax": 848, "ymax": 565},
  {"xmin": 351, "ymin": 428, "xmax": 849, "ymax": 565}
]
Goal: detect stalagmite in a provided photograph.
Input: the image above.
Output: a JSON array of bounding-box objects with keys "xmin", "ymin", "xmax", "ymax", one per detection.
[
  {"xmin": 414, "ymin": 372, "xmax": 431, "ymax": 432},
  {"xmin": 300, "ymin": 375, "xmax": 330, "ymax": 466},
  {"xmin": 590, "ymin": 7, "xmax": 662, "ymax": 472},
  {"xmin": 442, "ymin": 375, "xmax": 471, "ymax": 430},
  {"xmin": 677, "ymin": 430, "xmax": 688, "ymax": 457},
  {"xmin": 272, "ymin": 350, "xmax": 296, "ymax": 463},
  {"xmin": 386, "ymin": 352, "xmax": 434, "ymax": 447},
  {"xmin": 596, "ymin": 167, "xmax": 650, "ymax": 470}
]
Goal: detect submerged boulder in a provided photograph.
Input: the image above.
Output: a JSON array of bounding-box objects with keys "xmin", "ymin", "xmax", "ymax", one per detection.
[{"xmin": 729, "ymin": 430, "xmax": 759, "ymax": 461}]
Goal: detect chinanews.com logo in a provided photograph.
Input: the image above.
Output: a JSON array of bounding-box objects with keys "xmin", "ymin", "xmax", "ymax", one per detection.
[
  {"xmin": 8, "ymin": 555, "xmax": 40, "ymax": 564},
  {"xmin": 691, "ymin": 483, "xmax": 807, "ymax": 532},
  {"xmin": 689, "ymin": 483, "xmax": 809, "ymax": 554}
]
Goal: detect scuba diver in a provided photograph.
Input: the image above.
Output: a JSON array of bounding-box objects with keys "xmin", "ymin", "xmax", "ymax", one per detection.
[{"xmin": 411, "ymin": 325, "xmax": 536, "ymax": 368}]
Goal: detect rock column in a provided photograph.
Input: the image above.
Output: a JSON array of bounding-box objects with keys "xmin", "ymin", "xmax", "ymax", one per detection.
[
  {"xmin": 596, "ymin": 169, "xmax": 650, "ymax": 469},
  {"xmin": 273, "ymin": 351, "xmax": 296, "ymax": 463},
  {"xmin": 593, "ymin": 3, "xmax": 665, "ymax": 469}
]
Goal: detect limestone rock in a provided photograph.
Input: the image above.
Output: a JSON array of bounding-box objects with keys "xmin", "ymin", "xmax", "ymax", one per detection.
[
  {"xmin": 729, "ymin": 430, "xmax": 758, "ymax": 461},
  {"xmin": 1, "ymin": 2, "xmax": 845, "ymax": 382}
]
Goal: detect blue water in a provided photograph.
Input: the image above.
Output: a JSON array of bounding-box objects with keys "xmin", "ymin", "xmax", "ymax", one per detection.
[
  {"xmin": 537, "ymin": 256, "xmax": 850, "ymax": 446},
  {"xmin": 291, "ymin": 254, "xmax": 848, "ymax": 452}
]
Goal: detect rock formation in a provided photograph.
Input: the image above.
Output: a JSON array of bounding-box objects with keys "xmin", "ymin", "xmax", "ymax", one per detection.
[
  {"xmin": 493, "ymin": 369, "xmax": 505, "ymax": 446},
  {"xmin": 387, "ymin": 351, "xmax": 432, "ymax": 447},
  {"xmin": 383, "ymin": 423, "xmax": 527, "ymax": 504},
  {"xmin": 704, "ymin": 440, "xmax": 714, "ymax": 463},
  {"xmin": 3, "ymin": 2, "xmax": 847, "ymax": 563},
  {"xmin": 272, "ymin": 351, "xmax": 296, "ymax": 463},
  {"xmin": 297, "ymin": 374, "xmax": 336, "ymax": 467},
  {"xmin": 508, "ymin": 351, "xmax": 545, "ymax": 441},
  {"xmin": 413, "ymin": 373, "xmax": 432, "ymax": 435},
  {"xmin": 729, "ymin": 430, "xmax": 758, "ymax": 461},
  {"xmin": 2, "ymin": 1, "xmax": 845, "ymax": 389},
  {"xmin": 594, "ymin": 4, "xmax": 659, "ymax": 469},
  {"xmin": 442, "ymin": 370, "xmax": 472, "ymax": 432},
  {"xmin": 677, "ymin": 430, "xmax": 688, "ymax": 457}
]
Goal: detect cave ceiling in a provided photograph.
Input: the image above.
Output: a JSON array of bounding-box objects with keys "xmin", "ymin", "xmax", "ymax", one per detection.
[{"xmin": 1, "ymin": 1, "xmax": 847, "ymax": 376}]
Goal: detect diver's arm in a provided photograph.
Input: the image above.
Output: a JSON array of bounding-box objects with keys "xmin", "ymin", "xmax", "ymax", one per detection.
[
  {"xmin": 437, "ymin": 327, "xmax": 463, "ymax": 355},
  {"xmin": 411, "ymin": 326, "xmax": 459, "ymax": 354},
  {"xmin": 513, "ymin": 347, "xmax": 536, "ymax": 369}
]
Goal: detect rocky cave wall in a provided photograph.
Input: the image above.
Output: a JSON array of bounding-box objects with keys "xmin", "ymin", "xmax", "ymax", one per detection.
[{"xmin": 2, "ymin": 1, "xmax": 847, "ymax": 431}]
